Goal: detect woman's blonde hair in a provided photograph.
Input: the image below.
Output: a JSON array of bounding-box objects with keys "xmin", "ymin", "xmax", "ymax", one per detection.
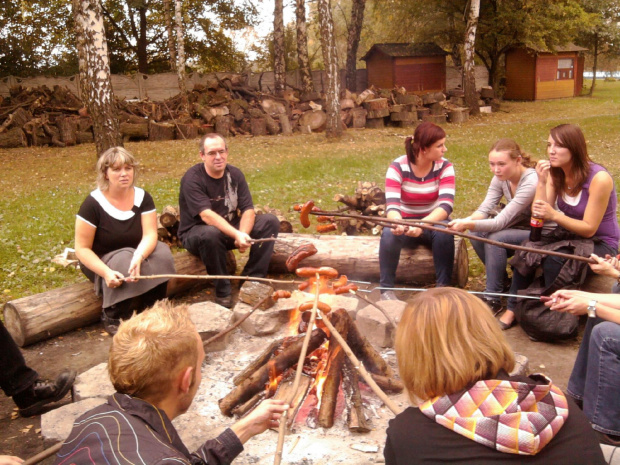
[
  {"xmin": 490, "ymin": 138, "xmax": 533, "ymax": 168},
  {"xmin": 96, "ymin": 147, "xmax": 139, "ymax": 190},
  {"xmin": 395, "ymin": 288, "xmax": 515, "ymax": 404},
  {"xmin": 108, "ymin": 300, "xmax": 198, "ymax": 403}
]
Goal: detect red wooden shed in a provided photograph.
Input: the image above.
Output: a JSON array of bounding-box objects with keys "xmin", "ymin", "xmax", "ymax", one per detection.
[
  {"xmin": 504, "ymin": 44, "xmax": 587, "ymax": 100},
  {"xmin": 360, "ymin": 43, "xmax": 448, "ymax": 93}
]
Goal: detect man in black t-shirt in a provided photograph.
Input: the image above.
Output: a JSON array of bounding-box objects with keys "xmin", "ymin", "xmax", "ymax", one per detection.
[{"xmin": 178, "ymin": 133, "xmax": 279, "ymax": 307}]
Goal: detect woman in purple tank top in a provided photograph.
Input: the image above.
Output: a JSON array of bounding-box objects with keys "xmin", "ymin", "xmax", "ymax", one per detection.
[{"xmin": 499, "ymin": 124, "xmax": 619, "ymax": 330}]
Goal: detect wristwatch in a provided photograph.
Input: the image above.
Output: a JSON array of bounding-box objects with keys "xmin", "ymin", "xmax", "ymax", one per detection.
[{"xmin": 587, "ymin": 300, "xmax": 597, "ymax": 318}]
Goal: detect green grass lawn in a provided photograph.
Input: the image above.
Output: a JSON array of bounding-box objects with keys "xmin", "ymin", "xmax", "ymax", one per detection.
[{"xmin": 1, "ymin": 80, "xmax": 619, "ymax": 307}]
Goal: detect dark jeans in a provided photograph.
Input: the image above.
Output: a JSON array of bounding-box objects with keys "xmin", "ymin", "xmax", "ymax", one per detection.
[
  {"xmin": 0, "ymin": 320, "xmax": 37, "ymax": 397},
  {"xmin": 379, "ymin": 223, "xmax": 455, "ymax": 288},
  {"xmin": 182, "ymin": 214, "xmax": 280, "ymax": 297},
  {"xmin": 568, "ymin": 318, "xmax": 620, "ymax": 436},
  {"xmin": 508, "ymin": 241, "xmax": 617, "ymax": 310}
]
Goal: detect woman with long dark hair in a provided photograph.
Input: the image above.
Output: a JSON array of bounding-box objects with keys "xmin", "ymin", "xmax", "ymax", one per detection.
[
  {"xmin": 379, "ymin": 122, "xmax": 455, "ymax": 299},
  {"xmin": 500, "ymin": 124, "xmax": 619, "ymax": 329}
]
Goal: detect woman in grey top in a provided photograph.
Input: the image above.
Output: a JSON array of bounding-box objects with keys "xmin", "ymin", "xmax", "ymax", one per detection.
[{"xmin": 449, "ymin": 139, "xmax": 537, "ymax": 315}]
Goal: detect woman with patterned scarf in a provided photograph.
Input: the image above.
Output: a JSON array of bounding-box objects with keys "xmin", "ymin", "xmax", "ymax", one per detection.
[{"xmin": 384, "ymin": 288, "xmax": 605, "ymax": 464}]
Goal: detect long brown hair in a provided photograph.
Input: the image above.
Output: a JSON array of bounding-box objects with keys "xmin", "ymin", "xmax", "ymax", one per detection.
[
  {"xmin": 549, "ymin": 124, "xmax": 591, "ymax": 196},
  {"xmin": 490, "ymin": 138, "xmax": 533, "ymax": 168},
  {"xmin": 405, "ymin": 122, "xmax": 446, "ymax": 165}
]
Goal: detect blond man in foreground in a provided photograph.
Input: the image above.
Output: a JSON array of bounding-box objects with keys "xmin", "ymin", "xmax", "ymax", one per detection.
[{"xmin": 54, "ymin": 301, "xmax": 287, "ymax": 465}]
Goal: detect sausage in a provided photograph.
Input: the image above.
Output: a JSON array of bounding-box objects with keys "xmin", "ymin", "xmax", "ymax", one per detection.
[
  {"xmin": 332, "ymin": 275, "xmax": 348, "ymax": 288},
  {"xmin": 272, "ymin": 290, "xmax": 292, "ymax": 301},
  {"xmin": 295, "ymin": 266, "xmax": 339, "ymax": 279},
  {"xmin": 293, "ymin": 204, "xmax": 302, "ymax": 212},
  {"xmin": 316, "ymin": 215, "xmax": 335, "ymax": 223},
  {"xmin": 299, "ymin": 200, "xmax": 315, "ymax": 228},
  {"xmin": 298, "ymin": 281, "xmax": 310, "ymax": 291},
  {"xmin": 298, "ymin": 301, "xmax": 332, "ymax": 313},
  {"xmin": 334, "ymin": 284, "xmax": 359, "ymax": 294},
  {"xmin": 285, "ymin": 243, "xmax": 318, "ymax": 271},
  {"xmin": 316, "ymin": 223, "xmax": 337, "ymax": 233}
]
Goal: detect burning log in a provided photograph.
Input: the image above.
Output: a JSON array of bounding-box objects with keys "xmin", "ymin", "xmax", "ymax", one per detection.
[
  {"xmin": 272, "ymin": 373, "xmax": 313, "ymax": 429},
  {"xmin": 218, "ymin": 328, "xmax": 327, "ymax": 416},
  {"xmin": 233, "ymin": 339, "xmax": 283, "ymax": 386},
  {"xmin": 343, "ymin": 358, "xmax": 370, "ymax": 432},
  {"xmin": 318, "ymin": 309, "xmax": 349, "ymax": 428},
  {"xmin": 343, "ymin": 310, "xmax": 394, "ymax": 378}
]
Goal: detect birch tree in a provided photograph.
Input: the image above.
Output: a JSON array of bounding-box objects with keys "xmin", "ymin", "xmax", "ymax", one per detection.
[
  {"xmin": 345, "ymin": 0, "xmax": 366, "ymax": 92},
  {"xmin": 164, "ymin": 0, "xmax": 176, "ymax": 70},
  {"xmin": 72, "ymin": 0, "xmax": 122, "ymax": 156},
  {"xmin": 463, "ymin": 0, "xmax": 480, "ymax": 115},
  {"xmin": 296, "ymin": 0, "xmax": 315, "ymax": 94},
  {"xmin": 273, "ymin": 0, "xmax": 286, "ymax": 96},
  {"xmin": 175, "ymin": 0, "xmax": 188, "ymax": 99},
  {"xmin": 317, "ymin": 0, "xmax": 342, "ymax": 139}
]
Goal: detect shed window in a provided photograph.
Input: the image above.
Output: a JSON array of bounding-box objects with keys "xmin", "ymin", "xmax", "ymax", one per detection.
[{"xmin": 557, "ymin": 58, "xmax": 574, "ymax": 80}]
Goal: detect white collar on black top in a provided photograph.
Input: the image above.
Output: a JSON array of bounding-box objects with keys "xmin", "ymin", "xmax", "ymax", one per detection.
[{"xmin": 90, "ymin": 187, "xmax": 145, "ymax": 221}]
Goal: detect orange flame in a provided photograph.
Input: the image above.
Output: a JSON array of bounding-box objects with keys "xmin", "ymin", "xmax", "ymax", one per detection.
[{"xmin": 265, "ymin": 360, "xmax": 281, "ymax": 397}]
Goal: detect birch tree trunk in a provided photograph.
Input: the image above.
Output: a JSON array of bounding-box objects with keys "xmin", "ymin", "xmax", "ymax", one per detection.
[
  {"xmin": 273, "ymin": 0, "xmax": 286, "ymax": 96},
  {"xmin": 72, "ymin": 0, "xmax": 122, "ymax": 156},
  {"xmin": 317, "ymin": 0, "xmax": 342, "ymax": 139},
  {"xmin": 295, "ymin": 0, "xmax": 314, "ymax": 94},
  {"xmin": 175, "ymin": 0, "xmax": 188, "ymax": 102},
  {"xmin": 345, "ymin": 0, "xmax": 366, "ymax": 92},
  {"xmin": 463, "ymin": 0, "xmax": 480, "ymax": 116},
  {"xmin": 164, "ymin": 0, "xmax": 176, "ymax": 71}
]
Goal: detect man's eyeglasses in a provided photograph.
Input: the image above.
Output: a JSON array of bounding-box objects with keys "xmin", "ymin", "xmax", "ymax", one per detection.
[{"xmin": 203, "ymin": 149, "xmax": 227, "ymax": 157}]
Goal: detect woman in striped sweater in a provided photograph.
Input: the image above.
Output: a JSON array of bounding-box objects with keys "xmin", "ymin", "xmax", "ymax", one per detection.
[{"xmin": 379, "ymin": 122, "xmax": 456, "ymax": 300}]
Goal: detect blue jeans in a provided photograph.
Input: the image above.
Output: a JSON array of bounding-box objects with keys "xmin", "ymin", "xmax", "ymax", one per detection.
[
  {"xmin": 567, "ymin": 319, "xmax": 620, "ymax": 436},
  {"xmin": 379, "ymin": 223, "xmax": 454, "ymax": 288},
  {"xmin": 470, "ymin": 229, "xmax": 530, "ymax": 303}
]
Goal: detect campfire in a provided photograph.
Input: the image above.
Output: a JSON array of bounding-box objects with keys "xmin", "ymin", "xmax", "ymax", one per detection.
[{"xmin": 218, "ymin": 266, "xmax": 403, "ymax": 431}]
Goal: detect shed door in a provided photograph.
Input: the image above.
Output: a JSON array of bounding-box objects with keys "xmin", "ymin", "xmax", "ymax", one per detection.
[{"xmin": 395, "ymin": 63, "xmax": 444, "ymax": 92}]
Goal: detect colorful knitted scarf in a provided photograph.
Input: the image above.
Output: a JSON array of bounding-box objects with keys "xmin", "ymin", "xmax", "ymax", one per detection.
[{"xmin": 419, "ymin": 374, "xmax": 568, "ymax": 455}]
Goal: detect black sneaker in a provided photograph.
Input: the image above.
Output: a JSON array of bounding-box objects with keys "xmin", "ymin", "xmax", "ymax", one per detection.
[{"xmin": 13, "ymin": 369, "xmax": 76, "ymax": 417}]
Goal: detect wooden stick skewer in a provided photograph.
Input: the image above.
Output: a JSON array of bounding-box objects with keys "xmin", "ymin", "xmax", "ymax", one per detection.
[
  {"xmin": 273, "ymin": 276, "xmax": 321, "ymax": 465},
  {"xmin": 23, "ymin": 442, "xmax": 62, "ymax": 465},
  {"xmin": 121, "ymin": 274, "xmax": 304, "ymax": 285},
  {"xmin": 203, "ymin": 295, "xmax": 270, "ymax": 348},
  {"xmin": 316, "ymin": 307, "xmax": 401, "ymax": 415},
  {"xmin": 310, "ymin": 210, "xmax": 596, "ymax": 264}
]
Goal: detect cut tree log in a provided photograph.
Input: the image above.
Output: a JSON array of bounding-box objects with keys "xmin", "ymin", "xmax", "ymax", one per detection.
[
  {"xmin": 176, "ymin": 123, "xmax": 198, "ymax": 140},
  {"xmin": 149, "ymin": 121, "xmax": 176, "ymax": 141},
  {"xmin": 428, "ymin": 102, "xmax": 444, "ymax": 116},
  {"xmin": 2, "ymin": 251, "xmax": 225, "ymax": 347},
  {"xmin": 218, "ymin": 329, "xmax": 327, "ymax": 416},
  {"xmin": 76, "ymin": 131, "xmax": 94, "ymax": 144},
  {"xmin": 351, "ymin": 107, "xmax": 367, "ymax": 128},
  {"xmin": 447, "ymin": 108, "xmax": 469, "ymax": 123},
  {"xmin": 298, "ymin": 110, "xmax": 326, "ymax": 132},
  {"xmin": 233, "ymin": 339, "xmax": 283, "ymax": 386},
  {"xmin": 56, "ymin": 115, "xmax": 77, "ymax": 146},
  {"xmin": 318, "ymin": 309, "xmax": 349, "ymax": 428},
  {"xmin": 215, "ymin": 115, "xmax": 233, "ymax": 137},
  {"xmin": 362, "ymin": 98, "xmax": 388, "ymax": 111},
  {"xmin": 0, "ymin": 127, "xmax": 27, "ymax": 148},
  {"xmin": 250, "ymin": 118, "xmax": 267, "ymax": 136},
  {"xmin": 120, "ymin": 122, "xmax": 149, "ymax": 140},
  {"xmin": 365, "ymin": 118, "xmax": 385, "ymax": 129},
  {"xmin": 366, "ymin": 108, "xmax": 390, "ymax": 119},
  {"xmin": 422, "ymin": 114, "xmax": 447, "ymax": 124},
  {"xmin": 269, "ymin": 233, "xmax": 468, "ymax": 287},
  {"xmin": 279, "ymin": 113, "xmax": 292, "ymax": 135},
  {"xmin": 343, "ymin": 357, "xmax": 370, "ymax": 432},
  {"xmin": 390, "ymin": 111, "xmax": 417, "ymax": 122}
]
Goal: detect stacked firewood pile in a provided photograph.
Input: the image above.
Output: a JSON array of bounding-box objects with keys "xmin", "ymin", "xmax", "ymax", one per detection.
[
  {"xmin": 0, "ymin": 79, "xmax": 497, "ymax": 149},
  {"xmin": 156, "ymin": 205, "xmax": 293, "ymax": 248},
  {"xmin": 333, "ymin": 181, "xmax": 386, "ymax": 235}
]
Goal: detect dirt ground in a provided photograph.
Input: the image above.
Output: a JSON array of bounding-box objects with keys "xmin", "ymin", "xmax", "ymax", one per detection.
[{"xmin": 0, "ymin": 282, "xmax": 582, "ymax": 463}]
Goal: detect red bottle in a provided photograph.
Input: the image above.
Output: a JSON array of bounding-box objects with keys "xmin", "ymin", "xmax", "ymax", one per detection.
[{"xmin": 529, "ymin": 216, "xmax": 544, "ymax": 242}]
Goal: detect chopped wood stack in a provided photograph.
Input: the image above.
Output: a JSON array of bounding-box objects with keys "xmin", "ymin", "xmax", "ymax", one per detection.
[
  {"xmin": 333, "ymin": 181, "xmax": 386, "ymax": 235},
  {"xmin": 0, "ymin": 80, "xmax": 499, "ymax": 148}
]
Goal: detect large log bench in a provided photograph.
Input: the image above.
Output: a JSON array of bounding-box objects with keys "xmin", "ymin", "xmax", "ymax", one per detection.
[
  {"xmin": 268, "ymin": 233, "xmax": 469, "ymax": 288},
  {"xmin": 3, "ymin": 252, "xmax": 210, "ymax": 347}
]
